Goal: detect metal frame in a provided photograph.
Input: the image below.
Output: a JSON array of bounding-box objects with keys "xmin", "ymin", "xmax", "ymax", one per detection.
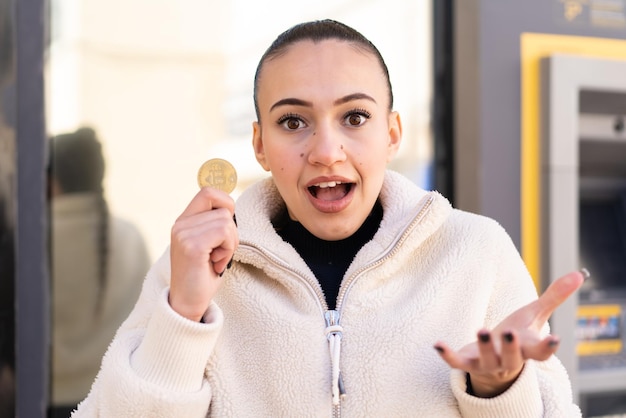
[
  {"xmin": 432, "ymin": 0, "xmax": 455, "ymax": 203},
  {"xmin": 15, "ymin": 0, "xmax": 49, "ymax": 416},
  {"xmin": 541, "ymin": 53, "xmax": 626, "ymax": 401}
]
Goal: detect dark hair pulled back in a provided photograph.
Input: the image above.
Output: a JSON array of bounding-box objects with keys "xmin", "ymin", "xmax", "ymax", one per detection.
[
  {"xmin": 50, "ymin": 127, "xmax": 109, "ymax": 315},
  {"xmin": 253, "ymin": 19, "xmax": 394, "ymax": 120}
]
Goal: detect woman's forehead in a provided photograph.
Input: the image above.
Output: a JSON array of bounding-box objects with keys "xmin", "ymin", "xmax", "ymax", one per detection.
[
  {"xmin": 263, "ymin": 39, "xmax": 377, "ymax": 69},
  {"xmin": 257, "ymin": 40, "xmax": 388, "ymax": 106}
]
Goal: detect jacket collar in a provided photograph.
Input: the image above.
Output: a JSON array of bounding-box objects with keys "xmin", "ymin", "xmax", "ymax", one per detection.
[{"xmin": 234, "ymin": 170, "xmax": 452, "ymax": 272}]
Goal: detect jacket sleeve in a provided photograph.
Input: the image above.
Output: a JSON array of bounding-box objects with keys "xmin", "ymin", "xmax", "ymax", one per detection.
[
  {"xmin": 450, "ymin": 220, "xmax": 582, "ymax": 417},
  {"xmin": 451, "ymin": 359, "xmax": 581, "ymax": 417},
  {"xmin": 71, "ymin": 249, "xmax": 223, "ymax": 418}
]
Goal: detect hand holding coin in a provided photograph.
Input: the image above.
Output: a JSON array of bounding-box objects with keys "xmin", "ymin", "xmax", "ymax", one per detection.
[
  {"xmin": 170, "ymin": 158, "xmax": 239, "ymax": 321},
  {"xmin": 197, "ymin": 158, "xmax": 237, "ymax": 193},
  {"xmin": 197, "ymin": 157, "xmax": 238, "ymax": 264}
]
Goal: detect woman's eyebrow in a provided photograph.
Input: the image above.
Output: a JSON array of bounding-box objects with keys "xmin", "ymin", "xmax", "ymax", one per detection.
[
  {"xmin": 334, "ymin": 93, "xmax": 377, "ymax": 105},
  {"xmin": 270, "ymin": 98, "xmax": 312, "ymax": 112}
]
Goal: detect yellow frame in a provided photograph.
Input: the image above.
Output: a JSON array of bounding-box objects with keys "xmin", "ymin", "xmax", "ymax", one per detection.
[{"xmin": 520, "ymin": 33, "xmax": 626, "ymax": 290}]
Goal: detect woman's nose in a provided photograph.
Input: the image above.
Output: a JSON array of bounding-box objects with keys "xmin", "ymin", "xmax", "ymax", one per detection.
[{"xmin": 307, "ymin": 123, "xmax": 347, "ymax": 167}]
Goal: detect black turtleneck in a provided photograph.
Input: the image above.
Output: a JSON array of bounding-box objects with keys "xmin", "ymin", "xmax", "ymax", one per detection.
[{"xmin": 275, "ymin": 200, "xmax": 383, "ymax": 310}]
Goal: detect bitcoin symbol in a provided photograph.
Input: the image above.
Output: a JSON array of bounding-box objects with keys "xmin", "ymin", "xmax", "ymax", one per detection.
[{"xmin": 197, "ymin": 158, "xmax": 237, "ymax": 193}]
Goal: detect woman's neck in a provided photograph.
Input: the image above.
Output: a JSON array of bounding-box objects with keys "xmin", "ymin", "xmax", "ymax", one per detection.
[{"xmin": 275, "ymin": 200, "xmax": 383, "ymax": 309}]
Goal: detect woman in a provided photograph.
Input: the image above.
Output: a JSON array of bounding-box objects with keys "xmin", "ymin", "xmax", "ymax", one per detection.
[{"xmin": 73, "ymin": 20, "xmax": 583, "ymax": 417}]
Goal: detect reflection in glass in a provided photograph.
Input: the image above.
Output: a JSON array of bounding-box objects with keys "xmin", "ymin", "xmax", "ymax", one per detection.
[{"xmin": 48, "ymin": 128, "xmax": 151, "ymax": 416}]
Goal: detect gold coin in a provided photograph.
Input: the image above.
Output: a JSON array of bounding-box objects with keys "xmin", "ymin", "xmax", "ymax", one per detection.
[{"xmin": 197, "ymin": 158, "xmax": 237, "ymax": 193}]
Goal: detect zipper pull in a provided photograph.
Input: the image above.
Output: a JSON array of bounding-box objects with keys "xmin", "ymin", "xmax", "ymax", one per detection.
[
  {"xmin": 338, "ymin": 371, "xmax": 346, "ymax": 398},
  {"xmin": 325, "ymin": 310, "xmax": 345, "ymax": 405},
  {"xmin": 325, "ymin": 310, "xmax": 339, "ymax": 327}
]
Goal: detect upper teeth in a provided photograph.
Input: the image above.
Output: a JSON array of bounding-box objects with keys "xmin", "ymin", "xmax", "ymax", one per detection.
[{"xmin": 316, "ymin": 181, "xmax": 342, "ymax": 188}]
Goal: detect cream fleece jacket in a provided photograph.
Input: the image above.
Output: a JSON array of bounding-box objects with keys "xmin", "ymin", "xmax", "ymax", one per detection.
[{"xmin": 73, "ymin": 170, "xmax": 581, "ymax": 417}]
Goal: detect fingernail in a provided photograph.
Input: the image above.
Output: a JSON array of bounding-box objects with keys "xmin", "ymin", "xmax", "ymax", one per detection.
[
  {"xmin": 478, "ymin": 331, "xmax": 490, "ymax": 343},
  {"xmin": 579, "ymin": 268, "xmax": 591, "ymax": 280},
  {"xmin": 503, "ymin": 332, "xmax": 514, "ymax": 343},
  {"xmin": 548, "ymin": 337, "xmax": 560, "ymax": 347},
  {"xmin": 434, "ymin": 345, "xmax": 444, "ymax": 354}
]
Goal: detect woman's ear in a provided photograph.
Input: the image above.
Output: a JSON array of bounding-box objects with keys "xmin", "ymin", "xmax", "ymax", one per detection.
[
  {"xmin": 386, "ymin": 111, "xmax": 403, "ymax": 162},
  {"xmin": 252, "ymin": 121, "xmax": 270, "ymax": 171}
]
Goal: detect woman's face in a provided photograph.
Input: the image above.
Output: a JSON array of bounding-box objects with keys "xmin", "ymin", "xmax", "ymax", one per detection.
[{"xmin": 253, "ymin": 39, "xmax": 402, "ymax": 241}]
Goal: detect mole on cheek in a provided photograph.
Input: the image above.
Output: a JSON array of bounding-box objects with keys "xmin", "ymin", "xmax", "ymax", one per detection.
[
  {"xmin": 340, "ymin": 145, "xmax": 344, "ymax": 150},
  {"xmin": 300, "ymin": 153, "xmax": 304, "ymax": 158}
]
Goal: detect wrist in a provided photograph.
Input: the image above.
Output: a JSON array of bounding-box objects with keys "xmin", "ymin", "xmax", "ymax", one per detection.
[
  {"xmin": 467, "ymin": 364, "xmax": 524, "ymax": 398},
  {"xmin": 167, "ymin": 292, "xmax": 208, "ymax": 323}
]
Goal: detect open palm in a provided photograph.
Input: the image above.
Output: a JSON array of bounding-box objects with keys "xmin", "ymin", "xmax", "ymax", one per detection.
[{"xmin": 435, "ymin": 270, "xmax": 586, "ymax": 397}]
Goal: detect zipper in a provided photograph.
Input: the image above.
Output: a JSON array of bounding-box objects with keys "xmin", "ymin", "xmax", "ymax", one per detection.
[
  {"xmin": 236, "ymin": 243, "xmax": 329, "ymax": 314},
  {"xmin": 327, "ymin": 194, "xmax": 434, "ymax": 417},
  {"xmin": 237, "ymin": 193, "xmax": 434, "ymax": 418},
  {"xmin": 335, "ymin": 194, "xmax": 434, "ymax": 312},
  {"xmin": 325, "ymin": 309, "xmax": 346, "ymax": 414},
  {"xmin": 234, "ymin": 244, "xmax": 339, "ymax": 416}
]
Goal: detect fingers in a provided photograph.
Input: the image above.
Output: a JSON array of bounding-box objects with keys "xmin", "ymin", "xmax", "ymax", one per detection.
[
  {"xmin": 521, "ymin": 335, "xmax": 561, "ymax": 361},
  {"xmin": 436, "ymin": 330, "xmax": 526, "ymax": 398},
  {"xmin": 171, "ymin": 207, "xmax": 235, "ymax": 259},
  {"xmin": 435, "ymin": 330, "xmax": 560, "ymax": 373},
  {"xmin": 169, "ymin": 210, "xmax": 238, "ymax": 321},
  {"xmin": 499, "ymin": 331, "xmax": 523, "ymax": 370},
  {"xmin": 433, "ymin": 270, "xmax": 586, "ymax": 397},
  {"xmin": 178, "ymin": 186, "xmax": 235, "ymax": 219},
  {"xmin": 438, "ymin": 330, "xmax": 525, "ymax": 372},
  {"xmin": 210, "ymin": 245, "xmax": 237, "ymax": 274},
  {"xmin": 433, "ymin": 341, "xmax": 475, "ymax": 372},
  {"xmin": 477, "ymin": 330, "xmax": 499, "ymax": 371},
  {"xmin": 168, "ymin": 188, "xmax": 239, "ymax": 321},
  {"xmin": 532, "ymin": 270, "xmax": 585, "ymax": 324},
  {"xmin": 171, "ymin": 186, "xmax": 238, "ymax": 266}
]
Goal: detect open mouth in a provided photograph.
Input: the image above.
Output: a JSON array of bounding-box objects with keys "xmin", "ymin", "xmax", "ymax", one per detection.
[{"xmin": 308, "ymin": 181, "xmax": 353, "ymax": 201}]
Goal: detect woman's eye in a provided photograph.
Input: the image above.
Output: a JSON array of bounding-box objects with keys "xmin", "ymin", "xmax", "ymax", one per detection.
[
  {"xmin": 277, "ymin": 115, "xmax": 306, "ymax": 130},
  {"xmin": 285, "ymin": 118, "xmax": 302, "ymax": 130},
  {"xmin": 344, "ymin": 110, "xmax": 371, "ymax": 127}
]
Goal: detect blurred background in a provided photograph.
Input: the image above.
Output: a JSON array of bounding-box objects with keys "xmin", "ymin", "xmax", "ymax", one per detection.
[
  {"xmin": 2, "ymin": 0, "xmax": 626, "ymax": 417},
  {"xmin": 45, "ymin": 0, "xmax": 434, "ymax": 261}
]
